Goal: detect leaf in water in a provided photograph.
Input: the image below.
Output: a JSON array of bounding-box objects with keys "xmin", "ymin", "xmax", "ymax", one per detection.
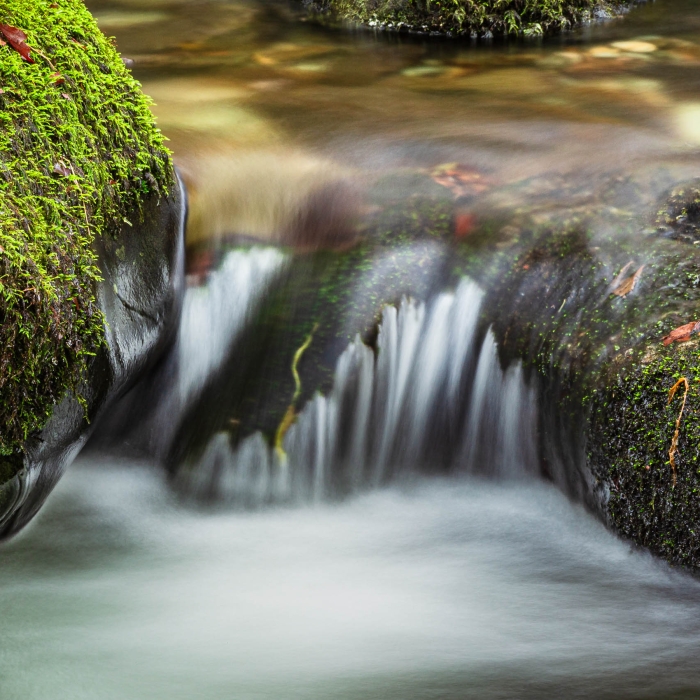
[
  {"xmin": 662, "ymin": 321, "xmax": 700, "ymax": 346},
  {"xmin": 0, "ymin": 24, "xmax": 34, "ymax": 63},
  {"xmin": 430, "ymin": 163, "xmax": 492, "ymax": 199},
  {"xmin": 611, "ymin": 263, "xmax": 645, "ymax": 298}
]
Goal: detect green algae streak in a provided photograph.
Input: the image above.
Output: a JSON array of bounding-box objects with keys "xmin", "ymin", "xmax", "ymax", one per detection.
[{"xmin": 0, "ymin": 0, "xmax": 173, "ymax": 458}]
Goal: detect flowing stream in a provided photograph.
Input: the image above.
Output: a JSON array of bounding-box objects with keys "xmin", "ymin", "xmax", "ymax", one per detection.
[{"xmin": 4, "ymin": 0, "xmax": 700, "ymax": 697}]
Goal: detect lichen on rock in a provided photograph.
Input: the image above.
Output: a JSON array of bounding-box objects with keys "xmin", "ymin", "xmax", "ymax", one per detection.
[
  {"xmin": 304, "ymin": 0, "xmax": 634, "ymax": 37},
  {"xmin": 0, "ymin": 0, "xmax": 172, "ymax": 460}
]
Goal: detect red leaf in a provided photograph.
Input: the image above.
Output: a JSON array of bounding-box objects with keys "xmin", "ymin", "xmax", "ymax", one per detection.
[
  {"xmin": 454, "ymin": 212, "xmax": 477, "ymax": 239},
  {"xmin": 662, "ymin": 321, "xmax": 700, "ymax": 346},
  {"xmin": 50, "ymin": 72, "xmax": 64, "ymax": 85},
  {"xmin": 431, "ymin": 163, "xmax": 493, "ymax": 199},
  {"xmin": 0, "ymin": 23, "xmax": 34, "ymax": 63}
]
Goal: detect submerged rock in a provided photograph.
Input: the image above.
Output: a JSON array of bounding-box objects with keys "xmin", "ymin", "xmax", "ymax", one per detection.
[{"xmin": 0, "ymin": 0, "xmax": 183, "ymax": 537}]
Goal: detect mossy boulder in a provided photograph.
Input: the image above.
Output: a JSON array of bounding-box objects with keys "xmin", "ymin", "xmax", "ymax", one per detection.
[
  {"xmin": 0, "ymin": 0, "xmax": 185, "ymax": 536},
  {"xmin": 304, "ymin": 0, "xmax": 634, "ymax": 37},
  {"xmin": 464, "ymin": 175, "xmax": 700, "ymax": 571}
]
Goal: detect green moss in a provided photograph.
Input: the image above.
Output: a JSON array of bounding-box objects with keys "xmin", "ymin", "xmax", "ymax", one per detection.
[
  {"xmin": 0, "ymin": 0, "xmax": 172, "ymax": 458},
  {"xmin": 307, "ymin": 0, "xmax": 631, "ymax": 37},
  {"xmin": 590, "ymin": 342, "xmax": 700, "ymax": 568}
]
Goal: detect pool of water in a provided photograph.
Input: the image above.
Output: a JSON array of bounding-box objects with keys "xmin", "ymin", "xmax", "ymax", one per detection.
[{"xmin": 2, "ymin": 461, "xmax": 700, "ymax": 700}]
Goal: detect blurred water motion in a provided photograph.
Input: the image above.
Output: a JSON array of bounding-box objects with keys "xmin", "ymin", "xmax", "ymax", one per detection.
[
  {"xmin": 5, "ymin": 0, "xmax": 700, "ymax": 697},
  {"xmin": 3, "ymin": 463, "xmax": 700, "ymax": 700}
]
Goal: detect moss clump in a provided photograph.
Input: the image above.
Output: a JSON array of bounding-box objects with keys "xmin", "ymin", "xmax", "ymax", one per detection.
[
  {"xmin": 590, "ymin": 342, "xmax": 700, "ymax": 568},
  {"xmin": 0, "ymin": 0, "xmax": 172, "ymax": 457},
  {"xmin": 655, "ymin": 179, "xmax": 700, "ymax": 245},
  {"xmin": 306, "ymin": 0, "xmax": 631, "ymax": 37}
]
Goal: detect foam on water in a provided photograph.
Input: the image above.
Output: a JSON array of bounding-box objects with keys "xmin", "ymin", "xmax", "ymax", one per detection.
[{"xmin": 1, "ymin": 462, "xmax": 699, "ymax": 700}]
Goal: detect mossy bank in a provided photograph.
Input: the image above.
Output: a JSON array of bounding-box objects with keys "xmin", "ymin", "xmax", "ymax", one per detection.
[
  {"xmin": 305, "ymin": 0, "xmax": 635, "ymax": 37},
  {"xmin": 0, "ymin": 0, "xmax": 172, "ymax": 465}
]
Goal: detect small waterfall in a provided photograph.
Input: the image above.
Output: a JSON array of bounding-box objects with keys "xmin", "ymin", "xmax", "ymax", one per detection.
[
  {"xmin": 175, "ymin": 278, "xmax": 540, "ymax": 505},
  {"xmin": 177, "ymin": 249, "xmax": 286, "ymax": 405},
  {"xmin": 96, "ymin": 247, "xmax": 287, "ymax": 458}
]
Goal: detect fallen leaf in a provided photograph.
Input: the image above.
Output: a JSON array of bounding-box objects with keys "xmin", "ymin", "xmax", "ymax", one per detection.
[
  {"xmin": 454, "ymin": 212, "xmax": 477, "ymax": 238},
  {"xmin": 61, "ymin": 92, "xmax": 71, "ymax": 100},
  {"xmin": 50, "ymin": 72, "xmax": 64, "ymax": 85},
  {"xmin": 431, "ymin": 163, "xmax": 492, "ymax": 199},
  {"xmin": 609, "ymin": 261, "xmax": 633, "ymax": 289},
  {"xmin": 662, "ymin": 321, "xmax": 700, "ymax": 346},
  {"xmin": 0, "ymin": 24, "xmax": 34, "ymax": 63},
  {"xmin": 611, "ymin": 263, "xmax": 645, "ymax": 297},
  {"xmin": 53, "ymin": 162, "xmax": 72, "ymax": 177}
]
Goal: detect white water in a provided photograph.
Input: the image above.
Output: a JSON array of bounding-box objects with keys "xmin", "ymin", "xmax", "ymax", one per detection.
[
  {"xmin": 2, "ymin": 461, "xmax": 700, "ymax": 700},
  {"xmin": 178, "ymin": 248, "xmax": 286, "ymax": 404},
  {"xmin": 138, "ymin": 247, "xmax": 286, "ymax": 457},
  {"xmin": 176, "ymin": 278, "xmax": 539, "ymax": 505}
]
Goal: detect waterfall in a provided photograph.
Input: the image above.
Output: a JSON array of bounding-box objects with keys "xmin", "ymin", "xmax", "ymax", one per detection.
[
  {"xmin": 174, "ymin": 278, "xmax": 540, "ymax": 505},
  {"xmin": 94, "ymin": 247, "xmax": 288, "ymax": 458}
]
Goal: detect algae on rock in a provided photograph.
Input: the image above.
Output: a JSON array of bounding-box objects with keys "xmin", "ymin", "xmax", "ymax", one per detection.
[
  {"xmin": 0, "ymin": 0, "xmax": 172, "ymax": 460},
  {"xmin": 305, "ymin": 0, "xmax": 633, "ymax": 37}
]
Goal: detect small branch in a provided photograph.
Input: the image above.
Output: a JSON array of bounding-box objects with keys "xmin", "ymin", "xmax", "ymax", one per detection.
[
  {"xmin": 667, "ymin": 377, "xmax": 690, "ymax": 488},
  {"xmin": 274, "ymin": 322, "xmax": 319, "ymax": 464}
]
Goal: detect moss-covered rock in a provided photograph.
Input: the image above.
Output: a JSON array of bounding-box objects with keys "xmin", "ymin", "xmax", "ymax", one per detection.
[
  {"xmin": 305, "ymin": 0, "xmax": 634, "ymax": 37},
  {"xmin": 0, "ymin": 0, "xmax": 184, "ymax": 537},
  {"xmin": 460, "ymin": 174, "xmax": 700, "ymax": 571},
  {"xmin": 0, "ymin": 0, "xmax": 172, "ymax": 459}
]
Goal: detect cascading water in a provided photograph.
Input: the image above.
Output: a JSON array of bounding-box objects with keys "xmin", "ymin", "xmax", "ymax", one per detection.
[
  {"xmin": 91, "ymin": 247, "xmax": 287, "ymax": 458},
  {"xmin": 174, "ymin": 274, "xmax": 540, "ymax": 506}
]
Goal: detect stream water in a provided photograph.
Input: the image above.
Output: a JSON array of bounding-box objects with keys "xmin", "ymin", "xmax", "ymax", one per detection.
[{"xmin": 4, "ymin": 0, "xmax": 700, "ymax": 697}]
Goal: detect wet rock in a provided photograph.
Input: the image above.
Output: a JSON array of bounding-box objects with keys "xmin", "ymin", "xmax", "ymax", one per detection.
[
  {"xmin": 467, "ymin": 176, "xmax": 700, "ymax": 571},
  {"xmin": 0, "ymin": 0, "xmax": 183, "ymax": 538},
  {"xmin": 304, "ymin": 0, "xmax": 637, "ymax": 38},
  {"xmin": 0, "ymin": 180, "xmax": 186, "ymax": 539}
]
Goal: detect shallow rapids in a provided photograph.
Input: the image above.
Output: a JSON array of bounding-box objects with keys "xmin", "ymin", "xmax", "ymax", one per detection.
[{"xmin": 2, "ymin": 462, "xmax": 700, "ymax": 700}]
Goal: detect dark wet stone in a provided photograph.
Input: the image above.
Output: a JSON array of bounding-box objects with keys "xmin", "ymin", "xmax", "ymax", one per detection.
[{"xmin": 0, "ymin": 177, "xmax": 186, "ymax": 540}]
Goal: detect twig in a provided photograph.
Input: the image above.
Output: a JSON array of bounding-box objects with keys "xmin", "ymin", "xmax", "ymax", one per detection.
[
  {"xmin": 667, "ymin": 377, "xmax": 689, "ymax": 488},
  {"xmin": 274, "ymin": 323, "xmax": 319, "ymax": 464}
]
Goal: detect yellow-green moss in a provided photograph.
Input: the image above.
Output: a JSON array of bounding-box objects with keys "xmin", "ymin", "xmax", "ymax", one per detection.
[{"xmin": 0, "ymin": 0, "xmax": 173, "ymax": 456}]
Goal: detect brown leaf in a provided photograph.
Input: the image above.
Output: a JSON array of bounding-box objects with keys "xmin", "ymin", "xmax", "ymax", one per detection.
[
  {"xmin": 611, "ymin": 263, "xmax": 645, "ymax": 298},
  {"xmin": 50, "ymin": 72, "xmax": 64, "ymax": 85},
  {"xmin": 0, "ymin": 24, "xmax": 34, "ymax": 63},
  {"xmin": 431, "ymin": 163, "xmax": 493, "ymax": 199},
  {"xmin": 662, "ymin": 321, "xmax": 700, "ymax": 346},
  {"xmin": 53, "ymin": 162, "xmax": 72, "ymax": 177}
]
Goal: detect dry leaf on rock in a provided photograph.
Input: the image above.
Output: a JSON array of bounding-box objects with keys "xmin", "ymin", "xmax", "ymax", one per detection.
[
  {"xmin": 662, "ymin": 321, "xmax": 700, "ymax": 346},
  {"xmin": 0, "ymin": 24, "xmax": 34, "ymax": 63},
  {"xmin": 611, "ymin": 263, "xmax": 645, "ymax": 297}
]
